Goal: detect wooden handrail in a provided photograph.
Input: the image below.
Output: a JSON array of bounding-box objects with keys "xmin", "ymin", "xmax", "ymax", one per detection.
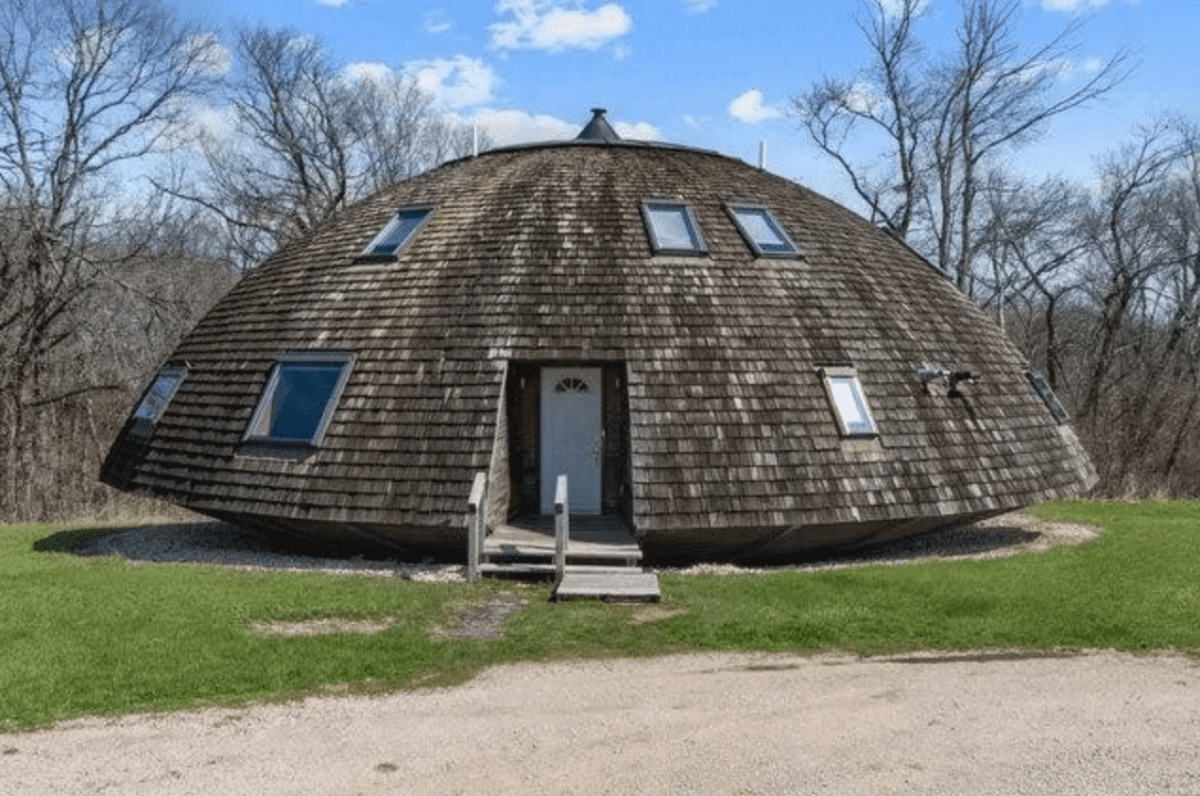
[
  {"xmin": 467, "ymin": 471, "xmax": 487, "ymax": 582},
  {"xmin": 554, "ymin": 474, "xmax": 569, "ymax": 583}
]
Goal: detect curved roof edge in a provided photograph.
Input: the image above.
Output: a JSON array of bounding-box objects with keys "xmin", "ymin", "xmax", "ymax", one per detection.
[{"xmin": 460, "ymin": 107, "xmax": 728, "ymax": 164}]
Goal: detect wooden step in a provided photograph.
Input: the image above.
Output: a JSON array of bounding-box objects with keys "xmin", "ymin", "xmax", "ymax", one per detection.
[
  {"xmin": 552, "ymin": 568, "xmax": 661, "ymax": 602},
  {"xmin": 477, "ymin": 562, "xmax": 558, "ymax": 576}
]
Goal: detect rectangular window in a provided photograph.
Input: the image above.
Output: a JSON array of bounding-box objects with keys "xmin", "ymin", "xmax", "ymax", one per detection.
[
  {"xmin": 1028, "ymin": 371, "xmax": 1069, "ymax": 424},
  {"xmin": 244, "ymin": 351, "xmax": 354, "ymax": 447},
  {"xmin": 361, "ymin": 206, "xmax": 433, "ymax": 258},
  {"xmin": 728, "ymin": 204, "xmax": 799, "ymax": 256},
  {"xmin": 821, "ymin": 367, "xmax": 877, "ymax": 436},
  {"xmin": 641, "ymin": 200, "xmax": 707, "ymax": 254},
  {"xmin": 129, "ymin": 364, "xmax": 186, "ymax": 436}
]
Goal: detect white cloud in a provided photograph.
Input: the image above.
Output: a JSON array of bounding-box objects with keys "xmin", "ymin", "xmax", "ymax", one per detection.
[
  {"xmin": 614, "ymin": 120, "xmax": 661, "ymax": 141},
  {"xmin": 317, "ymin": 0, "xmax": 351, "ymax": 7},
  {"xmin": 187, "ymin": 33, "xmax": 231, "ymax": 75},
  {"xmin": 841, "ymin": 81, "xmax": 883, "ymax": 115},
  {"xmin": 728, "ymin": 89, "xmax": 782, "ymax": 124},
  {"xmin": 678, "ymin": 0, "xmax": 716, "ymax": 11},
  {"xmin": 424, "ymin": 10, "xmax": 453, "ymax": 33},
  {"xmin": 468, "ymin": 108, "xmax": 577, "ymax": 146},
  {"xmin": 343, "ymin": 61, "xmax": 394, "ymax": 85},
  {"xmin": 405, "ymin": 56, "xmax": 499, "ymax": 108},
  {"xmin": 189, "ymin": 102, "xmax": 238, "ymax": 141},
  {"xmin": 878, "ymin": 0, "xmax": 931, "ymax": 18},
  {"xmin": 1012, "ymin": 56, "xmax": 1105, "ymax": 86},
  {"xmin": 57, "ymin": 26, "xmax": 121, "ymax": 69},
  {"xmin": 1041, "ymin": 0, "xmax": 1108, "ymax": 11},
  {"xmin": 490, "ymin": 0, "xmax": 632, "ymax": 53}
]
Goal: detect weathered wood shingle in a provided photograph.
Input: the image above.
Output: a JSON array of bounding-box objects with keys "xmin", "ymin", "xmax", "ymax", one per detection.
[{"xmin": 102, "ymin": 136, "xmax": 1096, "ymax": 560}]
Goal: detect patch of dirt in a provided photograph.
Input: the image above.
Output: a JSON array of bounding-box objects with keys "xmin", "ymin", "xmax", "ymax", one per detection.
[
  {"xmin": 438, "ymin": 594, "xmax": 528, "ymax": 640},
  {"xmin": 249, "ymin": 617, "xmax": 398, "ymax": 638},
  {"xmin": 628, "ymin": 605, "xmax": 686, "ymax": 624}
]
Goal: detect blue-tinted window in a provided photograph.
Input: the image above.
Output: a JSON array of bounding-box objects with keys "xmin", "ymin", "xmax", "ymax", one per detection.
[
  {"xmin": 129, "ymin": 364, "xmax": 186, "ymax": 436},
  {"xmin": 246, "ymin": 353, "xmax": 354, "ymax": 446},
  {"xmin": 642, "ymin": 201, "xmax": 706, "ymax": 254},
  {"xmin": 362, "ymin": 207, "xmax": 432, "ymax": 258},
  {"xmin": 822, "ymin": 368, "xmax": 877, "ymax": 436},
  {"xmin": 728, "ymin": 205, "xmax": 799, "ymax": 256}
]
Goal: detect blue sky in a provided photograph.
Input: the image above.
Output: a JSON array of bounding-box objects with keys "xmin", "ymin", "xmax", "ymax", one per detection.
[{"xmin": 185, "ymin": 0, "xmax": 1199, "ymax": 207}]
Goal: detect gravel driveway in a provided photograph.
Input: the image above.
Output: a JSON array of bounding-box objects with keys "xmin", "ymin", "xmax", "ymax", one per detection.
[{"xmin": 2, "ymin": 650, "xmax": 1198, "ymax": 795}]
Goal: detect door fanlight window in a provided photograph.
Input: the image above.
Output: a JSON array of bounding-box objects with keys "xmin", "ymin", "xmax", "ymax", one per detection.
[{"xmin": 554, "ymin": 376, "xmax": 590, "ymax": 393}]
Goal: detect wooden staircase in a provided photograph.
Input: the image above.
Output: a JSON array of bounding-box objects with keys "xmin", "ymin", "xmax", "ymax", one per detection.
[{"xmin": 467, "ymin": 473, "xmax": 660, "ymax": 602}]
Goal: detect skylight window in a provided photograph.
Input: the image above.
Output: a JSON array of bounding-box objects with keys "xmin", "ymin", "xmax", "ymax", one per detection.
[
  {"xmin": 362, "ymin": 207, "xmax": 433, "ymax": 258},
  {"xmin": 820, "ymin": 367, "xmax": 877, "ymax": 437},
  {"xmin": 244, "ymin": 351, "xmax": 354, "ymax": 447},
  {"xmin": 728, "ymin": 204, "xmax": 799, "ymax": 256},
  {"xmin": 642, "ymin": 200, "xmax": 707, "ymax": 254},
  {"xmin": 1028, "ymin": 371, "xmax": 1069, "ymax": 424},
  {"xmin": 129, "ymin": 364, "xmax": 186, "ymax": 436}
]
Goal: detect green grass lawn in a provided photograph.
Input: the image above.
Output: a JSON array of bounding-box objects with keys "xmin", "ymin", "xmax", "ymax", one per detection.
[{"xmin": 2, "ymin": 500, "xmax": 1197, "ymax": 731}]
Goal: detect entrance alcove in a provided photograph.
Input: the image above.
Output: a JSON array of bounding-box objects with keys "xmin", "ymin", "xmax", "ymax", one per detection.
[{"xmin": 503, "ymin": 362, "xmax": 634, "ymax": 531}]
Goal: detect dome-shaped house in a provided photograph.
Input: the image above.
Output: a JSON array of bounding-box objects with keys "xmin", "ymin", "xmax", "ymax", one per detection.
[{"xmin": 102, "ymin": 109, "xmax": 1096, "ymax": 564}]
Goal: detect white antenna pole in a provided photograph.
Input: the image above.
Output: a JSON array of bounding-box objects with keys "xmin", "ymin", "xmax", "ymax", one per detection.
[
  {"xmin": 473, "ymin": 124, "xmax": 479, "ymax": 157},
  {"xmin": 758, "ymin": 140, "xmax": 767, "ymax": 170}
]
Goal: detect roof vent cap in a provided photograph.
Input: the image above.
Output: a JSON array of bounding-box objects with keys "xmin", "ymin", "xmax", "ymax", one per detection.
[{"xmin": 577, "ymin": 107, "xmax": 621, "ymax": 142}]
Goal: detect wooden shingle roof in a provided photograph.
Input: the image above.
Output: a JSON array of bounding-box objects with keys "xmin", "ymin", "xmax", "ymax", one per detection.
[{"xmin": 102, "ymin": 133, "xmax": 1096, "ymax": 559}]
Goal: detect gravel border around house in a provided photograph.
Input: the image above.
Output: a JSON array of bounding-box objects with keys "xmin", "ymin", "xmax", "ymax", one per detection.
[{"xmin": 76, "ymin": 510, "xmax": 1097, "ymax": 581}]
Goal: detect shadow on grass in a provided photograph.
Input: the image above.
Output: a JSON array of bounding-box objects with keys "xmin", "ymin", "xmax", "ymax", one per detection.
[
  {"xmin": 818, "ymin": 524, "xmax": 1044, "ymax": 567},
  {"xmin": 32, "ymin": 526, "xmax": 143, "ymax": 553},
  {"xmin": 31, "ymin": 520, "xmax": 461, "ymax": 578},
  {"xmin": 675, "ymin": 524, "xmax": 1047, "ymax": 572},
  {"xmin": 32, "ymin": 520, "xmax": 304, "ymax": 558}
]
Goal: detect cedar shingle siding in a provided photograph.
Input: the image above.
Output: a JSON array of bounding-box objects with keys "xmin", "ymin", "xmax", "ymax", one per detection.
[{"xmin": 101, "ymin": 127, "xmax": 1096, "ymax": 561}]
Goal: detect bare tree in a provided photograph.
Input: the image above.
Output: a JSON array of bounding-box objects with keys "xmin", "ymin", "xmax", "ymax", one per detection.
[
  {"xmin": 794, "ymin": 0, "xmax": 928, "ymax": 240},
  {"xmin": 185, "ymin": 26, "xmax": 487, "ymax": 266},
  {"xmin": 793, "ymin": 0, "xmax": 1130, "ymax": 295},
  {"xmin": 975, "ymin": 173, "xmax": 1089, "ymax": 391},
  {"xmin": 1075, "ymin": 118, "xmax": 1186, "ymax": 423},
  {"xmin": 0, "ymin": 0, "xmax": 224, "ymax": 519},
  {"xmin": 1041, "ymin": 117, "xmax": 1200, "ymax": 495},
  {"xmin": 185, "ymin": 27, "xmax": 355, "ymax": 264}
]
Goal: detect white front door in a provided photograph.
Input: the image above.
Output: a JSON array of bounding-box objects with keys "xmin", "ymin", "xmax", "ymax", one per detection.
[{"xmin": 541, "ymin": 367, "xmax": 602, "ymax": 515}]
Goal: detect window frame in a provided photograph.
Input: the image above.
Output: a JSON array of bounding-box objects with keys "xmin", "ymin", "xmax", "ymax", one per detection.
[
  {"xmin": 359, "ymin": 206, "xmax": 434, "ymax": 260},
  {"xmin": 1027, "ymin": 370, "xmax": 1069, "ymax": 424},
  {"xmin": 819, "ymin": 366, "xmax": 878, "ymax": 437},
  {"xmin": 242, "ymin": 351, "xmax": 356, "ymax": 449},
  {"xmin": 726, "ymin": 203, "xmax": 800, "ymax": 257},
  {"xmin": 129, "ymin": 364, "xmax": 187, "ymax": 437},
  {"xmin": 640, "ymin": 199, "xmax": 708, "ymax": 255}
]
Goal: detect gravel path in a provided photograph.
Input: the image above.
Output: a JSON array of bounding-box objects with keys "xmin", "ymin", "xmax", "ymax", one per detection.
[
  {"xmin": 2, "ymin": 650, "xmax": 1197, "ymax": 795},
  {"xmin": 8, "ymin": 513, "xmax": 1195, "ymax": 794}
]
